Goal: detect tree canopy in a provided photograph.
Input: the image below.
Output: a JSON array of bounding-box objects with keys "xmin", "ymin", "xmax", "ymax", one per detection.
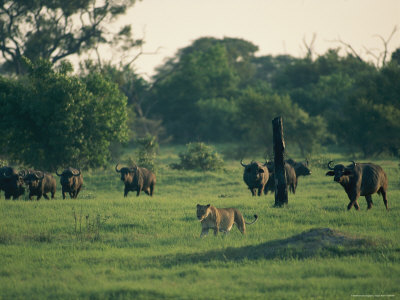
[
  {"xmin": 0, "ymin": 58, "xmax": 128, "ymax": 170},
  {"xmin": 0, "ymin": 0, "xmax": 138, "ymax": 74}
]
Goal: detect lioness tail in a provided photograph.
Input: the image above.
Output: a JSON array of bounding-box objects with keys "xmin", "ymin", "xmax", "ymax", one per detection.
[{"xmin": 245, "ymin": 214, "xmax": 258, "ymax": 225}]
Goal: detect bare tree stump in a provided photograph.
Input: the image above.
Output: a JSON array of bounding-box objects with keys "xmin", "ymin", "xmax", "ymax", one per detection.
[{"xmin": 272, "ymin": 116, "xmax": 288, "ymax": 207}]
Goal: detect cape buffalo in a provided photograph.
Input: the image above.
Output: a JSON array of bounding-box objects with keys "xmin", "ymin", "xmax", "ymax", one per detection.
[
  {"xmin": 264, "ymin": 161, "xmax": 297, "ymax": 194},
  {"xmin": 286, "ymin": 158, "xmax": 311, "ymax": 190},
  {"xmin": 24, "ymin": 171, "xmax": 56, "ymax": 200},
  {"xmin": 0, "ymin": 166, "xmax": 25, "ymax": 199},
  {"xmin": 115, "ymin": 163, "xmax": 156, "ymax": 197},
  {"xmin": 326, "ymin": 161, "xmax": 388, "ymax": 210},
  {"xmin": 56, "ymin": 167, "xmax": 83, "ymax": 199},
  {"xmin": 240, "ymin": 160, "xmax": 269, "ymax": 196}
]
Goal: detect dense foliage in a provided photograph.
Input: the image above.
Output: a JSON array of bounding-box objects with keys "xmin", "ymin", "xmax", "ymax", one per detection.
[
  {"xmin": 0, "ymin": 0, "xmax": 138, "ymax": 74},
  {"xmin": 146, "ymin": 37, "xmax": 400, "ymax": 157},
  {"xmin": 0, "ymin": 58, "xmax": 128, "ymax": 170}
]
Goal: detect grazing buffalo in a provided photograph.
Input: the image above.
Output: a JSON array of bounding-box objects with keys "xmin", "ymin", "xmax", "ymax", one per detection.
[
  {"xmin": 0, "ymin": 166, "xmax": 25, "ymax": 199},
  {"xmin": 264, "ymin": 161, "xmax": 297, "ymax": 194},
  {"xmin": 326, "ymin": 161, "xmax": 388, "ymax": 210},
  {"xmin": 286, "ymin": 158, "xmax": 311, "ymax": 190},
  {"xmin": 240, "ymin": 160, "xmax": 269, "ymax": 196},
  {"xmin": 115, "ymin": 164, "xmax": 156, "ymax": 197},
  {"xmin": 56, "ymin": 167, "xmax": 83, "ymax": 199},
  {"xmin": 24, "ymin": 171, "xmax": 56, "ymax": 200}
]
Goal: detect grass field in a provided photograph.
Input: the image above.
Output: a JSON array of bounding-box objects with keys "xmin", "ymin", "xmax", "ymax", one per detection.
[{"xmin": 1, "ymin": 146, "xmax": 399, "ymax": 299}]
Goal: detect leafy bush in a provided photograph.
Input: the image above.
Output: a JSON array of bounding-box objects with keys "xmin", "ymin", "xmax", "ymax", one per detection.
[{"xmin": 171, "ymin": 142, "xmax": 224, "ymax": 171}]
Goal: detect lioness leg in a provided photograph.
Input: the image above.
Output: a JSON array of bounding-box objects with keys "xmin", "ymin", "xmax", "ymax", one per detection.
[{"xmin": 200, "ymin": 228, "xmax": 209, "ymax": 237}]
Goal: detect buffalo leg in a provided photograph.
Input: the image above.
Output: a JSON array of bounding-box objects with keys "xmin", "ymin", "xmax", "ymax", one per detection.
[
  {"xmin": 257, "ymin": 187, "xmax": 263, "ymax": 196},
  {"xmin": 136, "ymin": 189, "xmax": 141, "ymax": 196},
  {"xmin": 347, "ymin": 192, "xmax": 360, "ymax": 210},
  {"xmin": 380, "ymin": 188, "xmax": 388, "ymax": 210},
  {"xmin": 124, "ymin": 187, "xmax": 129, "ymax": 197},
  {"xmin": 75, "ymin": 186, "xmax": 81, "ymax": 198},
  {"xmin": 365, "ymin": 195, "xmax": 373, "ymax": 210},
  {"xmin": 150, "ymin": 184, "xmax": 155, "ymax": 196},
  {"xmin": 51, "ymin": 191, "xmax": 55, "ymax": 199},
  {"xmin": 43, "ymin": 193, "xmax": 49, "ymax": 200},
  {"xmin": 354, "ymin": 201, "xmax": 360, "ymax": 210},
  {"xmin": 250, "ymin": 189, "xmax": 256, "ymax": 196}
]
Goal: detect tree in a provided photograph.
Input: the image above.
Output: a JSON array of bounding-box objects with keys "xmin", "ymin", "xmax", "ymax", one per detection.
[
  {"xmin": 151, "ymin": 42, "xmax": 239, "ymax": 141},
  {"xmin": 0, "ymin": 0, "xmax": 139, "ymax": 74},
  {"xmin": 235, "ymin": 88, "xmax": 327, "ymax": 156},
  {"xmin": 0, "ymin": 58, "xmax": 128, "ymax": 170}
]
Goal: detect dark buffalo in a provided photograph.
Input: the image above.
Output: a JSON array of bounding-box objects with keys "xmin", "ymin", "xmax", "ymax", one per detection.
[
  {"xmin": 115, "ymin": 163, "xmax": 156, "ymax": 197},
  {"xmin": 56, "ymin": 167, "xmax": 83, "ymax": 199},
  {"xmin": 240, "ymin": 160, "xmax": 269, "ymax": 196},
  {"xmin": 24, "ymin": 171, "xmax": 56, "ymax": 200},
  {"xmin": 326, "ymin": 161, "xmax": 388, "ymax": 210},
  {"xmin": 0, "ymin": 166, "xmax": 25, "ymax": 199},
  {"xmin": 286, "ymin": 158, "xmax": 311, "ymax": 190},
  {"xmin": 264, "ymin": 161, "xmax": 297, "ymax": 194}
]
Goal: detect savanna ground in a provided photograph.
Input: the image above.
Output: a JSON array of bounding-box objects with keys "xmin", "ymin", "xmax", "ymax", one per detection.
[{"xmin": 1, "ymin": 145, "xmax": 399, "ymax": 299}]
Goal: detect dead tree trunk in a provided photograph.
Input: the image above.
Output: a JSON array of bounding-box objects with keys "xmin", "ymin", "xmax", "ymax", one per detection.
[{"xmin": 272, "ymin": 116, "xmax": 288, "ymax": 207}]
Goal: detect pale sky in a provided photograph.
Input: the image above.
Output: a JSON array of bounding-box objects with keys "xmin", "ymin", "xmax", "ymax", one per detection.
[{"xmin": 105, "ymin": 0, "xmax": 400, "ymax": 78}]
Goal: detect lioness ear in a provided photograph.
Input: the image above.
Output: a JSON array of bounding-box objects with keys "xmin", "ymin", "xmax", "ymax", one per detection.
[{"xmin": 206, "ymin": 204, "xmax": 210, "ymax": 207}]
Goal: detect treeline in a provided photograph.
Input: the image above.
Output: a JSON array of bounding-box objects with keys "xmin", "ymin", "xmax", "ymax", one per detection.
[
  {"xmin": 145, "ymin": 37, "xmax": 400, "ymax": 157},
  {"xmin": 1, "ymin": 37, "xmax": 400, "ymax": 169}
]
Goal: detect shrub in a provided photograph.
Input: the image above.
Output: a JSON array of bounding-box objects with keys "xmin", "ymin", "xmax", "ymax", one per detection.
[{"xmin": 171, "ymin": 142, "xmax": 224, "ymax": 171}]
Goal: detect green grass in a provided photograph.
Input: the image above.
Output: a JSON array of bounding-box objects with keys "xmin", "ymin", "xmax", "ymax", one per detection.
[{"xmin": 1, "ymin": 147, "xmax": 399, "ymax": 299}]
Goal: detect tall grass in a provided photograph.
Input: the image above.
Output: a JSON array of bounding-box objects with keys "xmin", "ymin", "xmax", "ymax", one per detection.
[{"xmin": 0, "ymin": 147, "xmax": 399, "ymax": 299}]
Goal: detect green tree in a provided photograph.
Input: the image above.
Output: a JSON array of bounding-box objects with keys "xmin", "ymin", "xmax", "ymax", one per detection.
[
  {"xmin": 331, "ymin": 98, "xmax": 400, "ymax": 157},
  {"xmin": 236, "ymin": 88, "xmax": 327, "ymax": 156},
  {"xmin": 0, "ymin": 58, "xmax": 128, "ymax": 170},
  {"xmin": 151, "ymin": 42, "xmax": 239, "ymax": 141},
  {"xmin": 0, "ymin": 0, "xmax": 139, "ymax": 74}
]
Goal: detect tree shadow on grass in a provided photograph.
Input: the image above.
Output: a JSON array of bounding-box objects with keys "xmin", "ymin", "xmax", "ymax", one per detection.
[{"xmin": 158, "ymin": 228, "xmax": 385, "ymax": 267}]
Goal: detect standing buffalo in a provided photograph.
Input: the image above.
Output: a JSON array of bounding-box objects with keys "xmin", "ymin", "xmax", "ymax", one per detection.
[
  {"xmin": 0, "ymin": 166, "xmax": 25, "ymax": 199},
  {"xmin": 326, "ymin": 161, "xmax": 388, "ymax": 210},
  {"xmin": 286, "ymin": 158, "xmax": 311, "ymax": 190},
  {"xmin": 240, "ymin": 160, "xmax": 269, "ymax": 196},
  {"xmin": 56, "ymin": 168, "xmax": 83, "ymax": 199},
  {"xmin": 264, "ymin": 161, "xmax": 297, "ymax": 194},
  {"xmin": 24, "ymin": 171, "xmax": 56, "ymax": 200},
  {"xmin": 115, "ymin": 164, "xmax": 156, "ymax": 197}
]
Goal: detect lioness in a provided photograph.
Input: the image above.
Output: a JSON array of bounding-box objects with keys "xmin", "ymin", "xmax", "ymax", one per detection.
[{"xmin": 196, "ymin": 204, "xmax": 258, "ymax": 237}]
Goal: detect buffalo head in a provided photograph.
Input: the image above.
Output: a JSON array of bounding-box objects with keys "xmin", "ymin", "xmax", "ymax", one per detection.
[
  {"xmin": 56, "ymin": 168, "xmax": 81, "ymax": 187},
  {"xmin": 24, "ymin": 171, "xmax": 44, "ymax": 189},
  {"xmin": 115, "ymin": 163, "xmax": 137, "ymax": 183},
  {"xmin": 326, "ymin": 161, "xmax": 355, "ymax": 183}
]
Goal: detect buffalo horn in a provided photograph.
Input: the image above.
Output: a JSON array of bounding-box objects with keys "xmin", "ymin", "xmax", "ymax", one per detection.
[
  {"xmin": 348, "ymin": 161, "xmax": 356, "ymax": 169},
  {"xmin": 327, "ymin": 161, "xmax": 335, "ymax": 170},
  {"xmin": 73, "ymin": 168, "xmax": 81, "ymax": 176},
  {"xmin": 115, "ymin": 164, "xmax": 121, "ymax": 173},
  {"xmin": 56, "ymin": 169, "xmax": 63, "ymax": 176},
  {"xmin": 240, "ymin": 159, "xmax": 247, "ymax": 167},
  {"xmin": 34, "ymin": 171, "xmax": 45, "ymax": 179}
]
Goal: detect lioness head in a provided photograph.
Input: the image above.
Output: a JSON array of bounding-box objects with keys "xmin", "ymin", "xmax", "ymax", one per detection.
[{"xmin": 196, "ymin": 204, "xmax": 211, "ymax": 221}]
